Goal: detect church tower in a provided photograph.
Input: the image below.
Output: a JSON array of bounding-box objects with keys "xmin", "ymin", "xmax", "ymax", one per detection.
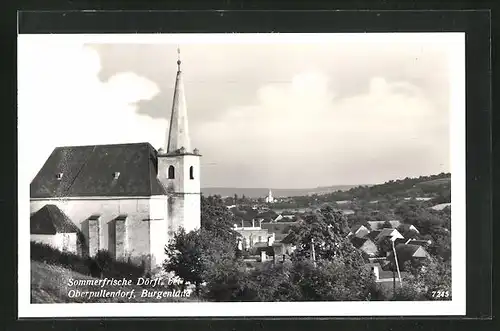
[
  {"xmin": 157, "ymin": 48, "xmax": 201, "ymax": 237},
  {"xmin": 265, "ymin": 189, "xmax": 274, "ymax": 203}
]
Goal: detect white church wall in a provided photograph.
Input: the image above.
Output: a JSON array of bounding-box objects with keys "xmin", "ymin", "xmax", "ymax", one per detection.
[
  {"xmin": 183, "ymin": 192, "xmax": 201, "ymax": 233},
  {"xmin": 31, "ymin": 198, "xmax": 150, "ymax": 259},
  {"xmin": 158, "ymin": 154, "xmax": 200, "ymax": 194},
  {"xmin": 31, "ymin": 233, "xmax": 78, "ymax": 254},
  {"xmin": 31, "ymin": 234, "xmax": 58, "ymax": 249},
  {"xmin": 182, "ymin": 155, "xmax": 201, "ymax": 194},
  {"xmin": 158, "ymin": 153, "xmax": 201, "ymax": 239},
  {"xmin": 149, "ymin": 197, "xmax": 169, "ymax": 268}
]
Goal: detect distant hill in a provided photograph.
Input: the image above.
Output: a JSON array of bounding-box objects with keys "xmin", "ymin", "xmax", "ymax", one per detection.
[
  {"xmin": 201, "ymin": 174, "xmax": 451, "ymax": 200},
  {"xmin": 417, "ymin": 177, "xmax": 451, "ymax": 187},
  {"xmin": 201, "ymin": 185, "xmax": 361, "ymax": 198},
  {"xmin": 319, "ymin": 173, "xmax": 451, "ymax": 203}
]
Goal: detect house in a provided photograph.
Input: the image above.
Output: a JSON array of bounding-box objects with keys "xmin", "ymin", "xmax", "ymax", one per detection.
[
  {"xmin": 430, "ymin": 202, "xmax": 451, "ymax": 211},
  {"xmin": 374, "ymin": 228, "xmax": 404, "ymax": 243},
  {"xmin": 273, "ymin": 214, "xmax": 296, "ymax": 222},
  {"xmin": 398, "ymin": 223, "xmax": 420, "ymax": 234},
  {"xmin": 347, "ymin": 224, "xmax": 370, "ymax": 238},
  {"xmin": 366, "ymin": 230, "xmax": 381, "ymax": 242},
  {"xmin": 271, "ymin": 232, "xmax": 296, "ymax": 261},
  {"xmin": 261, "ymin": 221, "xmax": 300, "ymax": 241},
  {"xmin": 234, "ymin": 225, "xmax": 271, "ymax": 250},
  {"xmin": 415, "ymin": 197, "xmax": 433, "ymax": 201},
  {"xmin": 366, "ymin": 262, "xmax": 410, "ymax": 284},
  {"xmin": 405, "ymin": 238, "xmax": 432, "ymax": 246},
  {"xmin": 29, "ymin": 56, "xmax": 201, "ymax": 270},
  {"xmin": 367, "ymin": 220, "xmax": 402, "ymax": 230},
  {"xmin": 387, "ymin": 244, "xmax": 429, "ymax": 270},
  {"xmin": 341, "ymin": 209, "xmax": 355, "ymax": 215},
  {"xmin": 243, "ymin": 231, "xmax": 296, "ymax": 263},
  {"xmin": 30, "ymin": 204, "xmax": 83, "ymax": 254},
  {"xmin": 256, "ymin": 210, "xmax": 278, "ymax": 222},
  {"xmin": 350, "ymin": 237, "xmax": 378, "ymax": 256}
]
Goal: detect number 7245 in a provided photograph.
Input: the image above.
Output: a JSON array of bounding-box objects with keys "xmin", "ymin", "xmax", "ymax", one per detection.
[{"xmin": 431, "ymin": 290, "xmax": 450, "ymax": 298}]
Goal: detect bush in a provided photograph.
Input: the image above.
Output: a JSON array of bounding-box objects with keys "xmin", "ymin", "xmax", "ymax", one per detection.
[
  {"xmin": 30, "ymin": 241, "xmax": 144, "ymax": 279},
  {"xmin": 392, "ymin": 284, "xmax": 423, "ymax": 301}
]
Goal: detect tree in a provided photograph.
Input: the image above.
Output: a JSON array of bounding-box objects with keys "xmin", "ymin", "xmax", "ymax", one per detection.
[
  {"xmin": 425, "ymin": 227, "xmax": 451, "ymax": 261},
  {"xmin": 381, "ymin": 220, "xmax": 393, "ymax": 229},
  {"xmin": 376, "ymin": 237, "xmax": 393, "ymax": 257},
  {"xmin": 288, "ymin": 258, "xmax": 374, "ymax": 301},
  {"xmin": 201, "ymin": 195, "xmax": 239, "ymax": 242},
  {"xmin": 164, "ymin": 195, "xmax": 240, "ymax": 295},
  {"xmin": 395, "ymin": 257, "xmax": 452, "ymax": 301},
  {"xmin": 397, "ymin": 225, "xmax": 421, "ymax": 240},
  {"xmin": 229, "ymin": 262, "xmax": 299, "ymax": 302},
  {"xmin": 164, "ymin": 228, "xmax": 238, "ymax": 295},
  {"xmin": 163, "ymin": 229, "xmax": 203, "ymax": 292},
  {"xmin": 286, "ymin": 206, "xmax": 354, "ymax": 262},
  {"xmin": 202, "ymin": 258, "xmax": 251, "ymax": 301}
]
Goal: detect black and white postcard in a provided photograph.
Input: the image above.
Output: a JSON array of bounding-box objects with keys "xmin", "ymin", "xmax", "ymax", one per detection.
[{"xmin": 18, "ymin": 32, "xmax": 466, "ymax": 317}]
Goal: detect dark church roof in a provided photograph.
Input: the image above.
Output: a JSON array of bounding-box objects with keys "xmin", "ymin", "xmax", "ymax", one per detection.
[
  {"xmin": 30, "ymin": 143, "xmax": 166, "ymax": 198},
  {"xmin": 30, "ymin": 204, "xmax": 80, "ymax": 234}
]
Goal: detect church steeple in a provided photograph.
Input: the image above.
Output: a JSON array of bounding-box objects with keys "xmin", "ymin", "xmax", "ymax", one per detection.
[
  {"xmin": 157, "ymin": 47, "xmax": 201, "ymax": 252},
  {"xmin": 165, "ymin": 47, "xmax": 191, "ymax": 153}
]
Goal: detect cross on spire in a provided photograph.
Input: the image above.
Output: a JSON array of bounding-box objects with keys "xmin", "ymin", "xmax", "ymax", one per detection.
[
  {"xmin": 177, "ymin": 47, "xmax": 181, "ymax": 71},
  {"xmin": 165, "ymin": 46, "xmax": 190, "ymax": 153}
]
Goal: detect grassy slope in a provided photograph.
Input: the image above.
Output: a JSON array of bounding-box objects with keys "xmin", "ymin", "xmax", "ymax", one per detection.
[{"xmin": 31, "ymin": 260, "xmax": 198, "ymax": 303}]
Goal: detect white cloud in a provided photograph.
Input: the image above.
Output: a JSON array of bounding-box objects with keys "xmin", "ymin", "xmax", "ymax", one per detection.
[
  {"xmin": 197, "ymin": 71, "xmax": 449, "ymax": 187},
  {"xmin": 18, "ymin": 37, "xmax": 167, "ymax": 180},
  {"xmin": 18, "ymin": 35, "xmax": 452, "ymax": 188}
]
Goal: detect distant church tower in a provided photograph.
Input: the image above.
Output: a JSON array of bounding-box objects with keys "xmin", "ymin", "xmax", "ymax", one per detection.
[
  {"xmin": 265, "ymin": 189, "xmax": 275, "ymax": 203},
  {"xmin": 157, "ymin": 48, "xmax": 201, "ymax": 236}
]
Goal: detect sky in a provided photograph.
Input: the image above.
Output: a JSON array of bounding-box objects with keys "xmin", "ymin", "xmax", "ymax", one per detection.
[{"xmin": 18, "ymin": 34, "xmax": 461, "ymax": 189}]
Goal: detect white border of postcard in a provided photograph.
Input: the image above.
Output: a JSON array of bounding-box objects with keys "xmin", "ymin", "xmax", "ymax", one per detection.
[{"xmin": 17, "ymin": 32, "xmax": 466, "ymax": 317}]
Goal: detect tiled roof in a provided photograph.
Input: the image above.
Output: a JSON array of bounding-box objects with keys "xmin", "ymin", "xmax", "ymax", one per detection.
[
  {"xmin": 261, "ymin": 222, "xmax": 299, "ymax": 235},
  {"xmin": 387, "ymin": 244, "xmax": 428, "ymax": 265},
  {"xmin": 30, "ymin": 204, "xmax": 80, "ymax": 234},
  {"xmin": 368, "ymin": 220, "xmax": 401, "ymax": 230},
  {"xmin": 350, "ymin": 224, "xmax": 365, "ymax": 233},
  {"xmin": 30, "ymin": 143, "xmax": 166, "ymax": 198},
  {"xmin": 376, "ymin": 228, "xmax": 396, "ymax": 238},
  {"xmin": 398, "ymin": 223, "xmax": 420, "ymax": 233},
  {"xmin": 350, "ymin": 237, "xmax": 373, "ymax": 249},
  {"xmin": 274, "ymin": 233, "xmax": 289, "ymax": 241},
  {"xmin": 376, "ymin": 228, "xmax": 404, "ymax": 241},
  {"xmin": 366, "ymin": 230, "xmax": 381, "ymax": 241},
  {"xmin": 405, "ymin": 239, "xmax": 431, "ymax": 246},
  {"xmin": 280, "ymin": 232, "xmax": 295, "ymax": 245}
]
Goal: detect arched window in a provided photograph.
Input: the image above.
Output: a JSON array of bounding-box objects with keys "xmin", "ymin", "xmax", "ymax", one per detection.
[
  {"xmin": 168, "ymin": 165, "xmax": 175, "ymax": 179},
  {"xmin": 189, "ymin": 166, "xmax": 194, "ymax": 180}
]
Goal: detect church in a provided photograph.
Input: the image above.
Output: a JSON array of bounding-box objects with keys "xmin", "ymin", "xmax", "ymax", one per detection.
[{"xmin": 29, "ymin": 52, "xmax": 201, "ymax": 270}]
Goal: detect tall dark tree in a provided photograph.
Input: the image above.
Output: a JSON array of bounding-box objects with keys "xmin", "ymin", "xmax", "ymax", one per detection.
[
  {"xmin": 201, "ymin": 195, "xmax": 239, "ymax": 242},
  {"xmin": 164, "ymin": 195, "xmax": 240, "ymax": 295},
  {"xmin": 395, "ymin": 257, "xmax": 452, "ymax": 301},
  {"xmin": 286, "ymin": 206, "xmax": 364, "ymax": 268},
  {"xmin": 376, "ymin": 237, "xmax": 393, "ymax": 257}
]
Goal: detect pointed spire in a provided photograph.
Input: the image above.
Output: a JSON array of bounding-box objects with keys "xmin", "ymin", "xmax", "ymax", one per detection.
[
  {"xmin": 177, "ymin": 46, "xmax": 181, "ymax": 71},
  {"xmin": 165, "ymin": 47, "xmax": 191, "ymax": 153}
]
